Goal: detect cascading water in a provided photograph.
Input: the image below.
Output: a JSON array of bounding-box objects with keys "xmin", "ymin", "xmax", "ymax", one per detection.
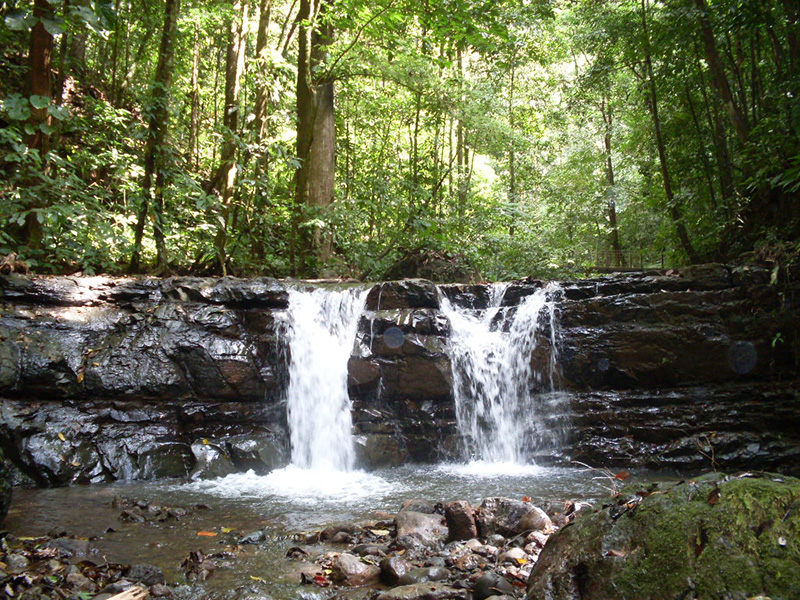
[
  {"xmin": 441, "ymin": 283, "xmax": 562, "ymax": 465},
  {"xmin": 284, "ymin": 286, "xmax": 368, "ymax": 471}
]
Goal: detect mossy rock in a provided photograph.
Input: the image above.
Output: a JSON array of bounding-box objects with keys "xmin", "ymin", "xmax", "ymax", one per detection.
[{"xmin": 527, "ymin": 472, "xmax": 800, "ymax": 600}]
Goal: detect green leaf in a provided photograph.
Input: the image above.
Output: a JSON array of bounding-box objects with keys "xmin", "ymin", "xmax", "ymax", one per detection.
[
  {"xmin": 39, "ymin": 123, "xmax": 58, "ymax": 135},
  {"xmin": 48, "ymin": 104, "xmax": 70, "ymax": 120},
  {"xmin": 3, "ymin": 94, "xmax": 31, "ymax": 121},
  {"xmin": 29, "ymin": 95, "xmax": 51, "ymax": 110},
  {"xmin": 41, "ymin": 17, "xmax": 64, "ymax": 36},
  {"xmin": 4, "ymin": 9, "xmax": 34, "ymax": 31}
]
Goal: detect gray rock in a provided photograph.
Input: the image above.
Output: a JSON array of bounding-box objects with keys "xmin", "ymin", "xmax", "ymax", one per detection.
[
  {"xmin": 330, "ymin": 553, "xmax": 381, "ymax": 587},
  {"xmin": 377, "ymin": 582, "xmax": 467, "ymax": 600},
  {"xmin": 476, "ymin": 498, "xmax": 536, "ymax": 538},
  {"xmin": 397, "ymin": 567, "xmax": 452, "ymax": 586},
  {"xmin": 127, "ymin": 563, "xmax": 166, "ymax": 586},
  {"xmin": 518, "ymin": 507, "xmax": 552, "ymax": 532},
  {"xmin": 473, "ymin": 573, "xmax": 516, "ymax": 600},
  {"xmin": 380, "ymin": 556, "xmax": 412, "ymax": 585},
  {"xmin": 396, "ymin": 511, "xmax": 448, "ymax": 546}
]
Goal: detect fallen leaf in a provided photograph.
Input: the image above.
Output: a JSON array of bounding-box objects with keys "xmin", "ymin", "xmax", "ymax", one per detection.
[
  {"xmin": 76, "ymin": 372, "xmax": 84, "ymax": 384},
  {"xmin": 221, "ymin": 527, "xmax": 234, "ymax": 534},
  {"xmin": 707, "ymin": 488, "xmax": 720, "ymax": 506},
  {"xmin": 369, "ymin": 529, "xmax": 390, "ymax": 536},
  {"xmin": 197, "ymin": 531, "xmax": 218, "ymax": 537},
  {"xmin": 614, "ymin": 471, "xmax": 632, "ymax": 481},
  {"xmin": 605, "ymin": 549, "xmax": 628, "ymax": 557},
  {"xmin": 58, "ymin": 432, "xmax": 67, "ymax": 442},
  {"xmin": 202, "ymin": 439, "xmax": 210, "ymax": 445},
  {"xmin": 249, "ymin": 576, "xmax": 264, "ymax": 582},
  {"xmin": 521, "ymin": 496, "xmax": 532, "ymax": 502}
]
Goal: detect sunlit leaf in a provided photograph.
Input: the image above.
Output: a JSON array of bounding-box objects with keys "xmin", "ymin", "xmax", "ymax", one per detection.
[{"xmin": 197, "ymin": 531, "xmax": 218, "ymax": 537}]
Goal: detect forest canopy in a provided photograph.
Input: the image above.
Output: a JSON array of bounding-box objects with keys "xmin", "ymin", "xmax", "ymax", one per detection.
[{"xmin": 0, "ymin": 0, "xmax": 798, "ymax": 280}]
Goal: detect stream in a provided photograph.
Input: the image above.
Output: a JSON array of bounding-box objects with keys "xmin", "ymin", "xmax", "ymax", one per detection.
[{"xmin": 3, "ymin": 463, "xmax": 676, "ymax": 599}]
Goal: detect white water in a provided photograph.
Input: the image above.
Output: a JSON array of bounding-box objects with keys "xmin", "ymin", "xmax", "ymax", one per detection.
[
  {"xmin": 441, "ymin": 283, "xmax": 561, "ymax": 464},
  {"xmin": 285, "ymin": 287, "xmax": 368, "ymax": 471}
]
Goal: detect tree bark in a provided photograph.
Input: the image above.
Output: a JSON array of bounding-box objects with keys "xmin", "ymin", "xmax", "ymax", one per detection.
[
  {"xmin": 293, "ymin": 0, "xmax": 335, "ymax": 275},
  {"xmin": 130, "ymin": 0, "xmax": 180, "ymax": 273},
  {"xmin": 693, "ymin": 0, "xmax": 750, "ymax": 145},
  {"xmin": 22, "ymin": 0, "xmax": 55, "ymax": 250},
  {"xmin": 600, "ymin": 99, "xmax": 624, "ymax": 267},
  {"xmin": 213, "ymin": 0, "xmax": 249, "ymax": 275}
]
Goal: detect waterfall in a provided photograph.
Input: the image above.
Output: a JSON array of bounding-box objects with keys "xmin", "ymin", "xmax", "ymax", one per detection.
[
  {"xmin": 285, "ymin": 287, "xmax": 367, "ymax": 471},
  {"xmin": 441, "ymin": 283, "xmax": 561, "ymax": 464}
]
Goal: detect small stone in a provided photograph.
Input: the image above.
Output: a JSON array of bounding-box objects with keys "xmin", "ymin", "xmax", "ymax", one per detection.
[
  {"xmin": 6, "ymin": 553, "xmax": 30, "ymax": 572},
  {"xmin": 445, "ymin": 501, "xmax": 478, "ymax": 541},
  {"xmin": 127, "ymin": 564, "xmax": 166, "ymax": 586},
  {"xmin": 238, "ymin": 530, "xmax": 267, "ymax": 544},
  {"xmin": 331, "ymin": 553, "xmax": 381, "ymax": 587},
  {"xmin": 518, "ymin": 507, "xmax": 552, "ymax": 532},
  {"xmin": 151, "ymin": 584, "xmax": 173, "ymax": 597},
  {"xmin": 66, "ymin": 572, "xmax": 95, "ymax": 592},
  {"xmin": 472, "ymin": 573, "xmax": 515, "ymax": 600},
  {"xmin": 380, "ymin": 556, "xmax": 412, "ymax": 585},
  {"xmin": 353, "ymin": 544, "xmax": 388, "ymax": 557},
  {"xmin": 397, "ymin": 566, "xmax": 451, "ymax": 586},
  {"xmin": 331, "ymin": 531, "xmax": 353, "ymax": 544},
  {"xmin": 486, "ymin": 534, "xmax": 505, "ymax": 547},
  {"xmin": 498, "ymin": 547, "xmax": 527, "ymax": 563}
]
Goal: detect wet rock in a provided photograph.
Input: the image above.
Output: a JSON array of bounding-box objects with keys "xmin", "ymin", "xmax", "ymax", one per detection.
[
  {"xmin": 190, "ymin": 440, "xmax": 236, "ymax": 480},
  {"xmin": 352, "ymin": 544, "xmax": 388, "ymax": 557},
  {"xmin": 239, "ymin": 530, "xmax": 268, "ymax": 544},
  {"xmin": 476, "ymin": 498, "xmax": 537, "ymax": 538},
  {"xmin": 380, "ymin": 556, "xmax": 413, "ymax": 585},
  {"xmin": 518, "ymin": 507, "xmax": 552, "ymax": 532},
  {"xmin": 401, "ymin": 499, "xmax": 441, "ymax": 514},
  {"xmin": 181, "ymin": 550, "xmax": 216, "ymax": 582},
  {"xmin": 127, "ymin": 564, "xmax": 166, "ymax": 586},
  {"xmin": 396, "ymin": 511, "xmax": 448, "ymax": 546},
  {"xmin": 44, "ymin": 537, "xmax": 91, "ymax": 557},
  {"xmin": 376, "ymin": 582, "xmax": 467, "ymax": 600},
  {"xmin": 445, "ymin": 501, "xmax": 478, "ymax": 541},
  {"xmin": 365, "ymin": 280, "xmax": 440, "ymax": 310},
  {"xmin": 473, "ymin": 573, "xmax": 516, "ymax": 600},
  {"xmin": 65, "ymin": 571, "xmax": 95, "ymax": 592},
  {"xmin": 397, "ymin": 566, "xmax": 451, "ymax": 585},
  {"xmin": 321, "ymin": 523, "xmax": 363, "ymax": 542},
  {"xmin": 228, "ymin": 433, "xmax": 287, "ymax": 473},
  {"xmin": 526, "ymin": 473, "xmax": 800, "ymax": 600},
  {"xmin": 151, "ymin": 583, "xmax": 173, "ymax": 597},
  {"xmin": 6, "ymin": 553, "xmax": 30, "ymax": 572},
  {"xmin": 355, "ymin": 434, "xmax": 407, "ymax": 468},
  {"xmin": 498, "ymin": 547, "xmax": 527, "ymax": 564},
  {"xmin": 0, "ymin": 445, "xmax": 11, "ymax": 524},
  {"xmin": 330, "ymin": 553, "xmax": 381, "ymax": 587}
]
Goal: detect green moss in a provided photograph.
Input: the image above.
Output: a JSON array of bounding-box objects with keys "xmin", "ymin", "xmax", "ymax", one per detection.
[{"xmin": 583, "ymin": 474, "xmax": 799, "ymax": 600}]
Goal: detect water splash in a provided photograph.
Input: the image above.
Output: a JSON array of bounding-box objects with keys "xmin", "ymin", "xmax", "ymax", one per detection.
[
  {"xmin": 441, "ymin": 283, "xmax": 562, "ymax": 464},
  {"xmin": 285, "ymin": 287, "xmax": 368, "ymax": 471}
]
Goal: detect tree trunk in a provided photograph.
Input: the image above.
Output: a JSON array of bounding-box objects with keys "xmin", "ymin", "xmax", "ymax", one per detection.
[
  {"xmin": 213, "ymin": 0, "xmax": 249, "ymax": 275},
  {"xmin": 693, "ymin": 0, "xmax": 750, "ymax": 145},
  {"xmin": 293, "ymin": 0, "xmax": 335, "ymax": 275},
  {"xmin": 253, "ymin": 0, "xmax": 273, "ymax": 146},
  {"xmin": 187, "ymin": 21, "xmax": 201, "ymax": 169},
  {"xmin": 508, "ymin": 58, "xmax": 516, "ymax": 237},
  {"xmin": 600, "ymin": 99, "xmax": 624, "ymax": 267},
  {"xmin": 22, "ymin": 0, "xmax": 55, "ymax": 250},
  {"xmin": 130, "ymin": 0, "xmax": 180, "ymax": 273},
  {"xmin": 641, "ymin": 0, "xmax": 700, "ymax": 264}
]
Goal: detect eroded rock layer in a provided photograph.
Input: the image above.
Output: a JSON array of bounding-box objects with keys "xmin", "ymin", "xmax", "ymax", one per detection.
[{"xmin": 0, "ymin": 263, "xmax": 797, "ymax": 486}]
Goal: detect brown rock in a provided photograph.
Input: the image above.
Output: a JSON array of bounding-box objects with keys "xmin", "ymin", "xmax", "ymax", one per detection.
[
  {"xmin": 445, "ymin": 501, "xmax": 478, "ymax": 541},
  {"xmin": 331, "ymin": 553, "xmax": 381, "ymax": 587}
]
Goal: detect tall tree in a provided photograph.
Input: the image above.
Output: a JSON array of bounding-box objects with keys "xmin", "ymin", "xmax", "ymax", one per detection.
[
  {"xmin": 293, "ymin": 0, "xmax": 335, "ymax": 274},
  {"xmin": 130, "ymin": 0, "xmax": 181, "ymax": 273}
]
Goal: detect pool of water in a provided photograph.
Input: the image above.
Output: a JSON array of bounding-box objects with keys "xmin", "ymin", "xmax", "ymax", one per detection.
[{"xmin": 4, "ymin": 464, "xmax": 671, "ymax": 599}]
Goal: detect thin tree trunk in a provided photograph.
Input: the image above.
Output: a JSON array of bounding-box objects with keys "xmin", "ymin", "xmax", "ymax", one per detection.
[
  {"xmin": 600, "ymin": 98, "xmax": 624, "ymax": 267},
  {"xmin": 130, "ymin": 0, "xmax": 180, "ymax": 273},
  {"xmin": 508, "ymin": 58, "xmax": 516, "ymax": 236},
  {"xmin": 693, "ymin": 0, "xmax": 750, "ymax": 145},
  {"xmin": 213, "ymin": 0, "xmax": 249, "ymax": 275},
  {"xmin": 642, "ymin": 0, "xmax": 700, "ymax": 263},
  {"xmin": 187, "ymin": 22, "xmax": 201, "ymax": 169}
]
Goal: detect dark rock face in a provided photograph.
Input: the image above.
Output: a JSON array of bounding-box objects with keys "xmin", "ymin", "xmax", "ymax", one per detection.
[
  {"xmin": 526, "ymin": 473, "xmax": 800, "ymax": 600},
  {"xmin": 1, "ymin": 264, "xmax": 799, "ymax": 486}
]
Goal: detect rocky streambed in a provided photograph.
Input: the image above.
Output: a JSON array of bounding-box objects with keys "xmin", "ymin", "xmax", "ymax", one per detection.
[{"xmin": 2, "ymin": 471, "xmax": 798, "ymax": 600}]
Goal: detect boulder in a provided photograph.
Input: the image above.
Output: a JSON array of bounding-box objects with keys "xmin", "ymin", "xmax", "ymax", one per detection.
[
  {"xmin": 526, "ymin": 473, "xmax": 800, "ymax": 600},
  {"xmin": 380, "ymin": 556, "xmax": 412, "ymax": 585},
  {"xmin": 377, "ymin": 582, "xmax": 467, "ymax": 600}
]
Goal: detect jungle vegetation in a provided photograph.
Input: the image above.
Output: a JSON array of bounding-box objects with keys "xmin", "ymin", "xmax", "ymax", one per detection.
[{"xmin": 0, "ymin": 0, "xmax": 798, "ymax": 279}]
